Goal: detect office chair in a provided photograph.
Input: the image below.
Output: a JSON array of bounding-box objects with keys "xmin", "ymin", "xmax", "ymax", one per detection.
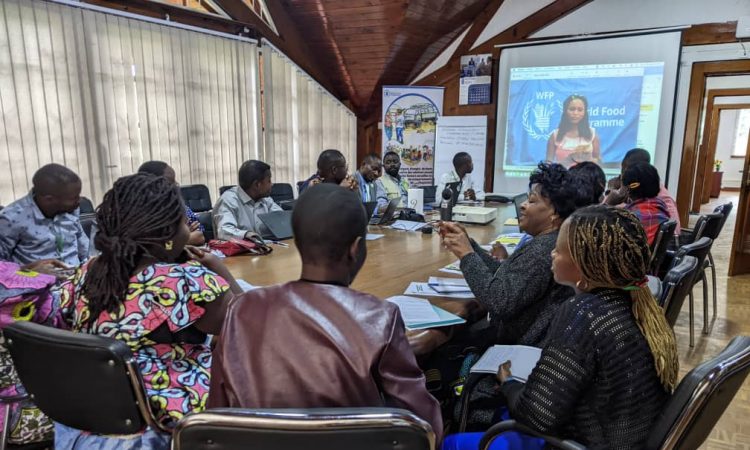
[
  {"xmin": 172, "ymin": 407, "xmax": 435, "ymax": 450},
  {"xmin": 4, "ymin": 322, "xmax": 168, "ymax": 439},
  {"xmin": 659, "ymin": 255, "xmax": 700, "ymax": 329},
  {"xmin": 479, "ymin": 336, "xmax": 750, "ymax": 450}
]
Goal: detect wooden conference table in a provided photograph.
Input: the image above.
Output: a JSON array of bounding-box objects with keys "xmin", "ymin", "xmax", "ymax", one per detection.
[{"xmin": 223, "ymin": 203, "xmax": 517, "ymax": 356}]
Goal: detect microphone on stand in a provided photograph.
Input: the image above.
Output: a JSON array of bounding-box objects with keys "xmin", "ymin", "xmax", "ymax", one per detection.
[{"xmin": 440, "ymin": 187, "xmax": 453, "ymax": 222}]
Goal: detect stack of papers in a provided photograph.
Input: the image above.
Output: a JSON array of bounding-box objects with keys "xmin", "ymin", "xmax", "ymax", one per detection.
[
  {"xmin": 390, "ymin": 220, "xmax": 428, "ymax": 231},
  {"xmin": 387, "ymin": 296, "xmax": 466, "ymax": 330},
  {"xmin": 366, "ymin": 233, "xmax": 385, "ymax": 241},
  {"xmin": 405, "ymin": 282, "xmax": 475, "ymax": 299},
  {"xmin": 504, "ymin": 218, "xmax": 519, "ymax": 226},
  {"xmin": 470, "ymin": 345, "xmax": 542, "ymax": 383},
  {"xmin": 439, "ymin": 260, "xmax": 462, "ymax": 275},
  {"xmin": 427, "ymin": 276, "xmax": 472, "ymax": 294}
]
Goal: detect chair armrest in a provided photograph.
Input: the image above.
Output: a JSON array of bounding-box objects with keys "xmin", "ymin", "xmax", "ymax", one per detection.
[
  {"xmin": 0, "ymin": 392, "xmax": 29, "ymax": 404},
  {"xmin": 479, "ymin": 420, "xmax": 587, "ymax": 450}
]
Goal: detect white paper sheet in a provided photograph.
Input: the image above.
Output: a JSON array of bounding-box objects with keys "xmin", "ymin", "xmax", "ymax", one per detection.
[
  {"xmin": 404, "ymin": 282, "xmax": 475, "ymax": 299},
  {"xmin": 470, "ymin": 345, "xmax": 542, "ymax": 382},
  {"xmin": 386, "ymin": 296, "xmax": 440, "ymax": 324}
]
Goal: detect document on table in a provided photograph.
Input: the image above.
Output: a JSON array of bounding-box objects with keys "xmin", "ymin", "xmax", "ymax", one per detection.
[
  {"xmin": 405, "ymin": 282, "xmax": 475, "ymax": 299},
  {"xmin": 488, "ymin": 232, "xmax": 526, "ymax": 256},
  {"xmin": 387, "ymin": 296, "xmax": 466, "ymax": 330},
  {"xmin": 236, "ymin": 279, "xmax": 258, "ymax": 292},
  {"xmin": 427, "ymin": 276, "xmax": 472, "ymax": 294},
  {"xmin": 470, "ymin": 345, "xmax": 542, "ymax": 383},
  {"xmin": 390, "ymin": 220, "xmax": 428, "ymax": 231},
  {"xmin": 504, "ymin": 218, "xmax": 519, "ymax": 226},
  {"xmin": 366, "ymin": 233, "xmax": 385, "ymax": 240},
  {"xmin": 439, "ymin": 260, "xmax": 463, "ymax": 275}
]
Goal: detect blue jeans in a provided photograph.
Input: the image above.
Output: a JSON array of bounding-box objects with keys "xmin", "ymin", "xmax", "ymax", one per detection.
[{"xmin": 54, "ymin": 422, "xmax": 170, "ymax": 450}]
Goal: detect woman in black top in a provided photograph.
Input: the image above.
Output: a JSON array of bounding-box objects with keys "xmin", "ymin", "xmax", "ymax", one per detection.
[
  {"xmin": 440, "ymin": 163, "xmax": 577, "ymax": 346},
  {"xmin": 444, "ymin": 206, "xmax": 678, "ymax": 450}
]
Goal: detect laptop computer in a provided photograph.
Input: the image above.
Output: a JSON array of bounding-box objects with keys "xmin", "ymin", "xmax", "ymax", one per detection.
[
  {"xmin": 363, "ymin": 201, "xmax": 378, "ymax": 219},
  {"xmin": 258, "ymin": 210, "xmax": 294, "ymax": 240},
  {"xmin": 369, "ymin": 197, "xmax": 400, "ymax": 225}
]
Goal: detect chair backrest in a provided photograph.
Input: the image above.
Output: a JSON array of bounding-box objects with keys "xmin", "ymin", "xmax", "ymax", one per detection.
[
  {"xmin": 672, "ymin": 237, "xmax": 713, "ymax": 285},
  {"xmin": 659, "ymin": 255, "xmax": 699, "ymax": 328},
  {"xmin": 422, "ymin": 186, "xmax": 437, "ymax": 204},
  {"xmin": 4, "ymin": 321, "xmax": 165, "ymax": 435},
  {"xmin": 270, "ymin": 183, "xmax": 295, "ymax": 203},
  {"xmin": 696, "ymin": 212, "xmax": 726, "ymax": 241},
  {"xmin": 80, "ymin": 213, "xmax": 97, "ymax": 239},
  {"xmin": 180, "ymin": 185, "xmax": 212, "ymax": 213},
  {"xmin": 649, "ymin": 219, "xmax": 677, "ymax": 275},
  {"xmin": 79, "ymin": 197, "xmax": 95, "ymax": 214},
  {"xmin": 219, "ymin": 185, "xmax": 235, "ymax": 196},
  {"xmin": 172, "ymin": 408, "xmax": 435, "ymax": 450},
  {"xmin": 713, "ymin": 202, "xmax": 734, "ymax": 231},
  {"xmin": 198, "ymin": 211, "xmax": 214, "ymax": 241},
  {"xmin": 645, "ymin": 335, "xmax": 750, "ymax": 450}
]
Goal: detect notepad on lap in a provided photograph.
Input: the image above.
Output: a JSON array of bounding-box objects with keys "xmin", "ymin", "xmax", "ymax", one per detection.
[
  {"xmin": 387, "ymin": 296, "xmax": 466, "ymax": 330},
  {"xmin": 470, "ymin": 345, "xmax": 542, "ymax": 383}
]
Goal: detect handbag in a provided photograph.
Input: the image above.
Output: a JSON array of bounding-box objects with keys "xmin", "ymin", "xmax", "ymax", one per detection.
[{"xmin": 208, "ymin": 237, "xmax": 272, "ymax": 257}]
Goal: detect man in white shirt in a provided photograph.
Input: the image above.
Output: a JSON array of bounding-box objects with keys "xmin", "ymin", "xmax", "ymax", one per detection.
[
  {"xmin": 436, "ymin": 152, "xmax": 484, "ymax": 202},
  {"xmin": 213, "ymin": 160, "xmax": 282, "ymax": 241}
]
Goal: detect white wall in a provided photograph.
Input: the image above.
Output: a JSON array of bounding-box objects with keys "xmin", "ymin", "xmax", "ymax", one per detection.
[
  {"xmin": 532, "ymin": 0, "xmax": 748, "ymax": 37},
  {"xmin": 715, "ymin": 109, "xmax": 745, "ymax": 188}
]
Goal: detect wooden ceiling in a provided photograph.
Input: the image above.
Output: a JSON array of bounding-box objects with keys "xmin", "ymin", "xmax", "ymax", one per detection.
[{"xmin": 278, "ymin": 0, "xmax": 495, "ymax": 117}]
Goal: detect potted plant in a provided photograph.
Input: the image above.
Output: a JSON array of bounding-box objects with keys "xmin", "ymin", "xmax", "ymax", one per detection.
[{"xmin": 711, "ymin": 159, "xmax": 723, "ymax": 198}]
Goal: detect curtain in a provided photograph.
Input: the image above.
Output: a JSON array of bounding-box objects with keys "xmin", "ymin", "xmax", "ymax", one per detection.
[
  {"xmin": 0, "ymin": 0, "xmax": 261, "ymax": 205},
  {"xmin": 262, "ymin": 42, "xmax": 357, "ymax": 189}
]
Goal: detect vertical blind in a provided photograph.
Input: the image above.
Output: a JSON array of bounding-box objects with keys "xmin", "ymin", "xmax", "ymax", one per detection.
[
  {"xmin": 0, "ymin": 0, "xmax": 265, "ymax": 204},
  {"xmin": 262, "ymin": 42, "xmax": 357, "ymax": 186}
]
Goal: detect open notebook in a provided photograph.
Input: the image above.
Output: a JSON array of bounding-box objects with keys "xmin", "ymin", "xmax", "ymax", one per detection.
[
  {"xmin": 386, "ymin": 296, "xmax": 466, "ymax": 330},
  {"xmin": 470, "ymin": 345, "xmax": 542, "ymax": 383}
]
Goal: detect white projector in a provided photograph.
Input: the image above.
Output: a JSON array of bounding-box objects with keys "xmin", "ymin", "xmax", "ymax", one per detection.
[{"xmin": 452, "ymin": 206, "xmax": 497, "ymax": 225}]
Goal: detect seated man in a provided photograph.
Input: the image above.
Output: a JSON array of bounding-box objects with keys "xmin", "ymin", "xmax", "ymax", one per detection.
[
  {"xmin": 0, "ymin": 164, "xmax": 89, "ymax": 267},
  {"xmin": 355, "ymin": 153, "xmax": 382, "ymax": 203},
  {"xmin": 213, "ymin": 160, "xmax": 281, "ymax": 241},
  {"xmin": 299, "ymin": 149, "xmax": 357, "ymax": 194},
  {"xmin": 605, "ymin": 148, "xmax": 680, "ymax": 228},
  {"xmin": 375, "ymin": 151, "xmax": 409, "ymax": 209},
  {"xmin": 208, "ymin": 184, "xmax": 443, "ymax": 441},
  {"xmin": 436, "ymin": 152, "xmax": 484, "ymax": 202}
]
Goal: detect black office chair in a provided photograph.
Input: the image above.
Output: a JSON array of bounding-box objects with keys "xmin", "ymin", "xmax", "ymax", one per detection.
[
  {"xmin": 698, "ymin": 203, "xmax": 733, "ymax": 327},
  {"xmin": 4, "ymin": 322, "xmax": 168, "ymax": 438},
  {"xmin": 79, "ymin": 213, "xmax": 97, "ymax": 239},
  {"xmin": 659, "ymin": 255, "xmax": 699, "ymax": 329},
  {"xmin": 270, "ymin": 183, "xmax": 296, "ymax": 211},
  {"xmin": 422, "ymin": 186, "xmax": 437, "ymax": 205},
  {"xmin": 671, "ymin": 237, "xmax": 713, "ymax": 347},
  {"xmin": 219, "ymin": 185, "xmax": 235, "ymax": 196},
  {"xmin": 649, "ymin": 220, "xmax": 677, "ymax": 276},
  {"xmin": 79, "ymin": 197, "xmax": 95, "ymax": 215},
  {"xmin": 478, "ymin": 335, "xmax": 750, "ymax": 450},
  {"xmin": 180, "ymin": 185, "xmax": 214, "ymax": 241},
  {"xmin": 171, "ymin": 408, "xmax": 435, "ymax": 450}
]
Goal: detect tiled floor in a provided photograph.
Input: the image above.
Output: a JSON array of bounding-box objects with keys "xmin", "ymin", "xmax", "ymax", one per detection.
[{"xmin": 676, "ymin": 192, "xmax": 750, "ymax": 449}]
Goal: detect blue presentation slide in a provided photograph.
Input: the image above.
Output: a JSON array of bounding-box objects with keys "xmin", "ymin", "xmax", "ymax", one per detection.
[{"xmin": 503, "ymin": 62, "xmax": 664, "ymax": 173}]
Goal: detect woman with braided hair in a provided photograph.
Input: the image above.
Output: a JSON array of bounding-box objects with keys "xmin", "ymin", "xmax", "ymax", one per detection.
[
  {"xmin": 444, "ymin": 205, "xmax": 677, "ymax": 450},
  {"xmin": 57, "ymin": 173, "xmax": 242, "ymax": 449}
]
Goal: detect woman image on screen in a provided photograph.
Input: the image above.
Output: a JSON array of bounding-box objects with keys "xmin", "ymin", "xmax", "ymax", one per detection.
[{"xmin": 546, "ymin": 94, "xmax": 600, "ymax": 168}]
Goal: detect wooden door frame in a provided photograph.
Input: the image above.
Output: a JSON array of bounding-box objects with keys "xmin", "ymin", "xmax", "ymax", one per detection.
[
  {"xmin": 701, "ymin": 102, "xmax": 750, "ymax": 202},
  {"xmin": 694, "ymin": 90, "xmax": 750, "ymax": 210},
  {"xmin": 676, "ymin": 60, "xmax": 750, "ymax": 225},
  {"xmin": 729, "ymin": 123, "xmax": 750, "ymax": 276}
]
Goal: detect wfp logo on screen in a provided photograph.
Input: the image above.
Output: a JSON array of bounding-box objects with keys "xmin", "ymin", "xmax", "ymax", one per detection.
[{"xmin": 522, "ymin": 94, "xmax": 561, "ymax": 140}]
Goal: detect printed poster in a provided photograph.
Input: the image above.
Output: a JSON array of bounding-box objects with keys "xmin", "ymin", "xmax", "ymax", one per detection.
[
  {"xmin": 459, "ymin": 54, "xmax": 492, "ymax": 105},
  {"xmin": 382, "ymin": 86, "xmax": 444, "ymax": 187}
]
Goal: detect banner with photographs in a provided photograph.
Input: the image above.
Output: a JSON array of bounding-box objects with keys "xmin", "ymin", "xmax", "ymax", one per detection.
[
  {"xmin": 459, "ymin": 54, "xmax": 492, "ymax": 105},
  {"xmin": 382, "ymin": 86, "xmax": 444, "ymax": 187}
]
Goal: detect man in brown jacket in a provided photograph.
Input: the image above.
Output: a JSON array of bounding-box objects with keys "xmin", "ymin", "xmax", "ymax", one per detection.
[{"xmin": 207, "ymin": 183, "xmax": 443, "ymax": 441}]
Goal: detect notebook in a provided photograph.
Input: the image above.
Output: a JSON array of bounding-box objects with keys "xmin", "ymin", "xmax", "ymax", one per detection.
[
  {"xmin": 470, "ymin": 345, "xmax": 542, "ymax": 383},
  {"xmin": 386, "ymin": 296, "xmax": 466, "ymax": 330}
]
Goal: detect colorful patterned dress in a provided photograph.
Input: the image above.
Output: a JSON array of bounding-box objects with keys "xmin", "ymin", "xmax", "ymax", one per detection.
[
  {"xmin": 0, "ymin": 261, "xmax": 63, "ymax": 445},
  {"xmin": 59, "ymin": 260, "xmax": 229, "ymax": 429}
]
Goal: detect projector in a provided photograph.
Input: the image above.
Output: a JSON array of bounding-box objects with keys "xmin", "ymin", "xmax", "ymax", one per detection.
[{"xmin": 452, "ymin": 206, "xmax": 497, "ymax": 225}]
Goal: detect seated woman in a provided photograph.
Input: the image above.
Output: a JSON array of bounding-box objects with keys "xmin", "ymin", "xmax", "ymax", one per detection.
[
  {"xmin": 444, "ymin": 206, "xmax": 678, "ymax": 450},
  {"xmin": 440, "ymin": 163, "xmax": 577, "ymax": 346},
  {"xmin": 58, "ymin": 173, "xmax": 242, "ymax": 449},
  {"xmin": 138, "ymin": 160, "xmax": 206, "ymax": 246},
  {"xmin": 0, "ymin": 260, "xmax": 65, "ymax": 446},
  {"xmin": 622, "ymin": 162, "xmax": 670, "ymax": 246}
]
